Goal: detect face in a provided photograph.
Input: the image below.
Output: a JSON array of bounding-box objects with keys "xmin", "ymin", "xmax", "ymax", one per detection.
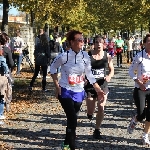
[
  {"xmin": 145, "ymin": 37, "xmax": 150, "ymax": 51},
  {"xmin": 94, "ymin": 38, "xmax": 104, "ymax": 51},
  {"xmin": 118, "ymin": 36, "xmax": 121, "ymax": 40},
  {"xmin": 71, "ymin": 34, "xmax": 84, "ymax": 51}
]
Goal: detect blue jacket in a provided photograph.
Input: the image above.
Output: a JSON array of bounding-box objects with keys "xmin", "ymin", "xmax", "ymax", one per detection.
[{"xmin": 0, "ymin": 56, "xmax": 9, "ymax": 74}]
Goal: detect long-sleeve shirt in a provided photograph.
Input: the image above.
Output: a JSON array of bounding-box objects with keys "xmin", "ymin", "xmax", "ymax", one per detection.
[
  {"xmin": 129, "ymin": 49, "xmax": 150, "ymax": 88},
  {"xmin": 50, "ymin": 49, "xmax": 96, "ymax": 93}
]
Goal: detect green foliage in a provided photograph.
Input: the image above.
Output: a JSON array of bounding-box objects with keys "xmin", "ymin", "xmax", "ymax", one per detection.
[{"xmin": 8, "ymin": 0, "xmax": 150, "ymax": 34}]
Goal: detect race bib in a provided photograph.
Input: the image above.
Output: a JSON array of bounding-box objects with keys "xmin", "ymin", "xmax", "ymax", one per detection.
[
  {"xmin": 91, "ymin": 69, "xmax": 104, "ymax": 78},
  {"xmin": 68, "ymin": 74, "xmax": 83, "ymax": 86},
  {"xmin": 142, "ymin": 73, "xmax": 150, "ymax": 84}
]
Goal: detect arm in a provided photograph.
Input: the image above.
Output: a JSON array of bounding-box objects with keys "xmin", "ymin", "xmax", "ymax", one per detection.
[
  {"xmin": 107, "ymin": 54, "xmax": 114, "ymax": 78},
  {"xmin": 50, "ymin": 54, "xmax": 63, "ymax": 97},
  {"xmin": 128, "ymin": 55, "xmax": 140, "ymax": 80}
]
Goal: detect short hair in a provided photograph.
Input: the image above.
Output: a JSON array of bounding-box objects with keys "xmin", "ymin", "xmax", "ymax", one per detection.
[
  {"xmin": 143, "ymin": 33, "xmax": 150, "ymax": 43},
  {"xmin": 93, "ymin": 35, "xmax": 103, "ymax": 43},
  {"xmin": 0, "ymin": 34, "xmax": 7, "ymax": 45},
  {"xmin": 66, "ymin": 30, "xmax": 82, "ymax": 44}
]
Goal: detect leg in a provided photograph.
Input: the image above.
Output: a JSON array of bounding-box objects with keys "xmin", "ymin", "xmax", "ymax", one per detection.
[
  {"xmin": 41, "ymin": 65, "xmax": 47, "ymax": 90},
  {"xmin": 16, "ymin": 54, "xmax": 23, "ymax": 74},
  {"xmin": 127, "ymin": 51, "xmax": 130, "ymax": 63},
  {"xmin": 96, "ymin": 94, "xmax": 107, "ymax": 129},
  {"xmin": 144, "ymin": 93, "xmax": 150, "ymax": 134},
  {"xmin": 120, "ymin": 52, "xmax": 122, "ymax": 67},
  {"xmin": 130, "ymin": 51, "xmax": 133, "ymax": 62},
  {"xmin": 30, "ymin": 65, "xmax": 40, "ymax": 87},
  {"xmin": 86, "ymin": 92, "xmax": 96, "ymax": 119},
  {"xmin": 59, "ymin": 96, "xmax": 81, "ymax": 150},
  {"xmin": 116, "ymin": 53, "xmax": 119, "ymax": 67}
]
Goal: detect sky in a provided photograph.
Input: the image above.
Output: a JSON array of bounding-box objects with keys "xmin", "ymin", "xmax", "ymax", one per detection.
[
  {"xmin": 9, "ymin": 7, "xmax": 19, "ymax": 15},
  {"xmin": 0, "ymin": 4, "xmax": 19, "ymax": 15}
]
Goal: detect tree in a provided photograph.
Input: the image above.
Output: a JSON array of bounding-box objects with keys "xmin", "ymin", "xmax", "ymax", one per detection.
[{"xmin": 1, "ymin": 0, "xmax": 9, "ymax": 33}]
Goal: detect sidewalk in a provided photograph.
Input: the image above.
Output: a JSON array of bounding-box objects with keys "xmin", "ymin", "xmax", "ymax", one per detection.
[{"xmin": 0, "ymin": 59, "xmax": 147, "ymax": 149}]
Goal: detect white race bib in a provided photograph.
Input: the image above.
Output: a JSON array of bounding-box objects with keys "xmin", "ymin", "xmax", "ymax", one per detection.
[
  {"xmin": 91, "ymin": 69, "xmax": 104, "ymax": 78},
  {"xmin": 68, "ymin": 74, "xmax": 83, "ymax": 86},
  {"xmin": 142, "ymin": 73, "xmax": 150, "ymax": 84}
]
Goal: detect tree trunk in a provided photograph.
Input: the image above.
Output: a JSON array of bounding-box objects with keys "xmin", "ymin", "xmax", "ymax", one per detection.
[
  {"xmin": 1, "ymin": 0, "xmax": 9, "ymax": 34},
  {"xmin": 148, "ymin": 18, "xmax": 150, "ymax": 33}
]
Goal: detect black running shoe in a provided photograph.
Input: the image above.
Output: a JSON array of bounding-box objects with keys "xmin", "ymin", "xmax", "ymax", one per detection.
[
  {"xmin": 28, "ymin": 86, "xmax": 32, "ymax": 92},
  {"xmin": 93, "ymin": 129, "xmax": 103, "ymax": 139},
  {"xmin": 87, "ymin": 114, "xmax": 93, "ymax": 121}
]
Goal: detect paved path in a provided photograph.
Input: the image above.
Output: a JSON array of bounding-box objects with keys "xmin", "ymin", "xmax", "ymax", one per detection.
[{"xmin": 0, "ymin": 59, "xmax": 149, "ymax": 149}]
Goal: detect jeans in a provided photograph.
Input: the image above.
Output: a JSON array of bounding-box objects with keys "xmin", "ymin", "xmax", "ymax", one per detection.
[
  {"xmin": 58, "ymin": 95, "xmax": 82, "ymax": 150},
  {"xmin": 13, "ymin": 53, "xmax": 23, "ymax": 74},
  {"xmin": 127, "ymin": 51, "xmax": 133, "ymax": 63},
  {"xmin": 116, "ymin": 52, "xmax": 122, "ymax": 67},
  {"xmin": 133, "ymin": 88, "xmax": 150, "ymax": 122},
  {"xmin": 0, "ymin": 99, "xmax": 4, "ymax": 116},
  {"xmin": 30, "ymin": 65, "xmax": 47, "ymax": 89}
]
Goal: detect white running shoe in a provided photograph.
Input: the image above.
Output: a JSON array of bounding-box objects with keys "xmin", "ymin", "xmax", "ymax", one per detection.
[
  {"xmin": 127, "ymin": 117, "xmax": 137, "ymax": 134},
  {"xmin": 142, "ymin": 135, "xmax": 150, "ymax": 145},
  {"xmin": 0, "ymin": 115, "xmax": 5, "ymax": 120}
]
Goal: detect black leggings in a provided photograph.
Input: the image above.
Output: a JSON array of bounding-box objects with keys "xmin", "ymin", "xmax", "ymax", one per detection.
[
  {"xmin": 133, "ymin": 88, "xmax": 150, "ymax": 122},
  {"xmin": 30, "ymin": 65, "xmax": 47, "ymax": 89},
  {"xmin": 58, "ymin": 95, "xmax": 82, "ymax": 150}
]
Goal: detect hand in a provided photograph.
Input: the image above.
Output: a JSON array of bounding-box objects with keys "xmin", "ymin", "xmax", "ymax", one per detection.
[
  {"xmin": 55, "ymin": 86, "xmax": 61, "ymax": 99},
  {"xmin": 139, "ymin": 82, "xmax": 146, "ymax": 91},
  {"xmin": 93, "ymin": 83, "xmax": 105, "ymax": 100},
  {"xmin": 97, "ymin": 89, "xmax": 105, "ymax": 101},
  {"xmin": 136, "ymin": 79, "xmax": 146, "ymax": 91},
  {"xmin": 104, "ymin": 75, "xmax": 111, "ymax": 82}
]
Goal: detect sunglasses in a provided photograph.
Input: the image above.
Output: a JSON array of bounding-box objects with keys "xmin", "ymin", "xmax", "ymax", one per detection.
[
  {"xmin": 95, "ymin": 41, "xmax": 103, "ymax": 43},
  {"xmin": 74, "ymin": 38, "xmax": 84, "ymax": 42}
]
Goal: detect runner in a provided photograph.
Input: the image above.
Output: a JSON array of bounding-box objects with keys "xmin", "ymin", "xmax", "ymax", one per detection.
[
  {"xmin": 84, "ymin": 35, "xmax": 114, "ymax": 139},
  {"xmin": 128, "ymin": 33, "xmax": 150, "ymax": 145},
  {"xmin": 50, "ymin": 30, "xmax": 104, "ymax": 150},
  {"xmin": 115, "ymin": 35, "xmax": 124, "ymax": 67}
]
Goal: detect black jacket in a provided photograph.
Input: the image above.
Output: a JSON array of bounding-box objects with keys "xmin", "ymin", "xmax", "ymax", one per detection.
[
  {"xmin": 3, "ymin": 46, "xmax": 14, "ymax": 68},
  {"xmin": 34, "ymin": 43, "xmax": 50, "ymax": 66},
  {"xmin": 49, "ymin": 40, "xmax": 61, "ymax": 53}
]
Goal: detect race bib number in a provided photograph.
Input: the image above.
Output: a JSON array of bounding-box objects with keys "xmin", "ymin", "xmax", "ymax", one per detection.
[
  {"xmin": 68, "ymin": 74, "xmax": 83, "ymax": 86},
  {"xmin": 91, "ymin": 69, "xmax": 104, "ymax": 78},
  {"xmin": 142, "ymin": 73, "xmax": 150, "ymax": 84}
]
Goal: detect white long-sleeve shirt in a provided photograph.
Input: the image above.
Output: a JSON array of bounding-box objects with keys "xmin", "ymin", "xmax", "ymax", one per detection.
[
  {"xmin": 50, "ymin": 49, "xmax": 96, "ymax": 92},
  {"xmin": 129, "ymin": 49, "xmax": 150, "ymax": 88}
]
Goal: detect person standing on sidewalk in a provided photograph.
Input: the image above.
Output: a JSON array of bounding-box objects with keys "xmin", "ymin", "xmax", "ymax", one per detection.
[
  {"xmin": 29, "ymin": 33, "xmax": 50, "ymax": 92},
  {"xmin": 128, "ymin": 33, "xmax": 150, "ymax": 145},
  {"xmin": 115, "ymin": 35, "xmax": 124, "ymax": 67},
  {"xmin": 84, "ymin": 35, "xmax": 114, "ymax": 139},
  {"xmin": 10, "ymin": 31, "xmax": 25, "ymax": 75},
  {"xmin": 50, "ymin": 30, "xmax": 104, "ymax": 150},
  {"xmin": 127, "ymin": 37, "xmax": 134, "ymax": 63}
]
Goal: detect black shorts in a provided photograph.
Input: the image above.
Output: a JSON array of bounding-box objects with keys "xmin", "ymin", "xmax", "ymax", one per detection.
[{"xmin": 84, "ymin": 78, "xmax": 108, "ymax": 98}]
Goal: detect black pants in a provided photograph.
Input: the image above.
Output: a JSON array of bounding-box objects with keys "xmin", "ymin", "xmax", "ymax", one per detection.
[
  {"xmin": 58, "ymin": 95, "xmax": 82, "ymax": 150},
  {"xmin": 133, "ymin": 88, "xmax": 150, "ymax": 122},
  {"xmin": 116, "ymin": 52, "xmax": 122, "ymax": 66},
  {"xmin": 30, "ymin": 65, "xmax": 47, "ymax": 89},
  {"xmin": 127, "ymin": 51, "xmax": 133, "ymax": 63}
]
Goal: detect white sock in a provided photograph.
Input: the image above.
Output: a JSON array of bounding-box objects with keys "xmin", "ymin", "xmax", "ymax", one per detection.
[{"xmin": 143, "ymin": 132, "xmax": 148, "ymax": 138}]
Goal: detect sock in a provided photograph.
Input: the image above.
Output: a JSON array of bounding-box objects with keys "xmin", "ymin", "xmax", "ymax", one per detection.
[
  {"xmin": 87, "ymin": 114, "xmax": 93, "ymax": 120},
  {"xmin": 143, "ymin": 132, "xmax": 148, "ymax": 138}
]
